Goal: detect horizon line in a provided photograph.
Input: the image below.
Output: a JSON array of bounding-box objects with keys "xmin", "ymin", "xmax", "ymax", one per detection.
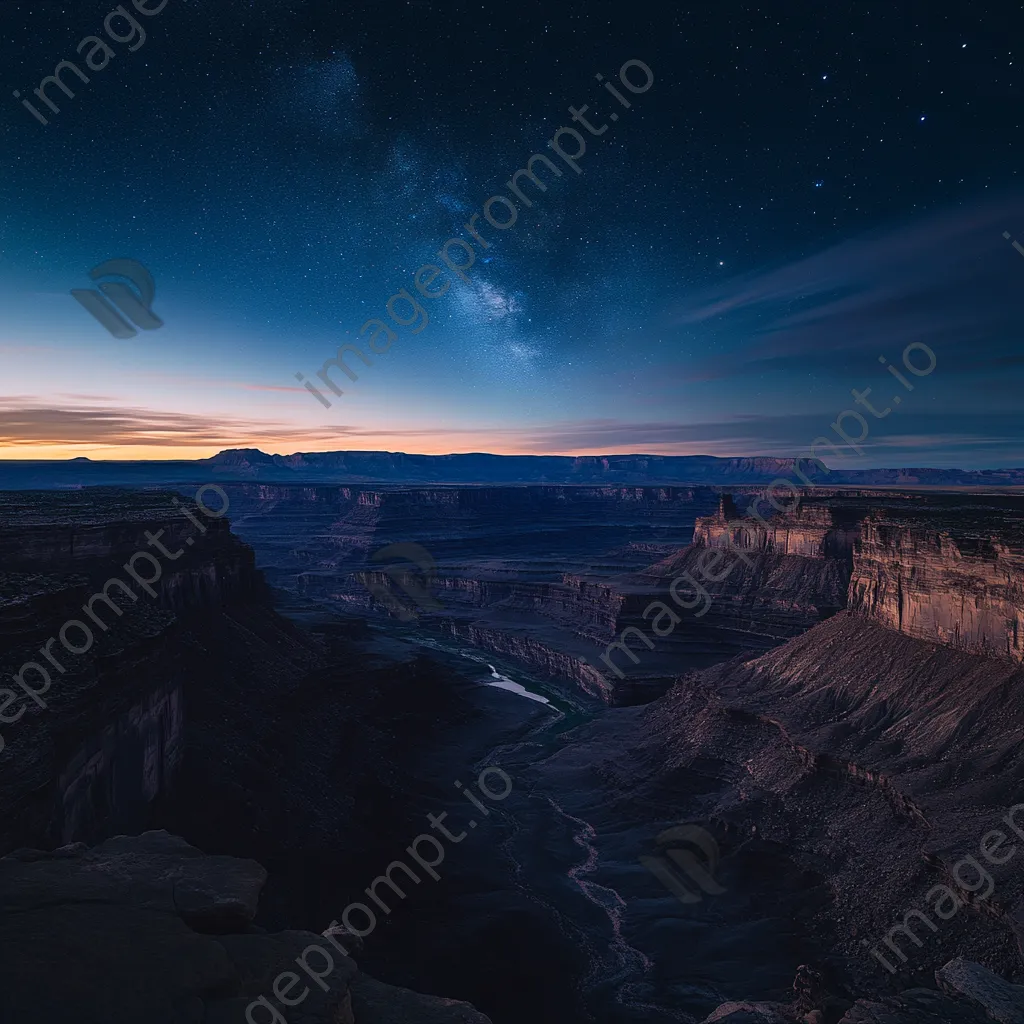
[{"xmin": 0, "ymin": 447, "xmax": 1022, "ymax": 473}]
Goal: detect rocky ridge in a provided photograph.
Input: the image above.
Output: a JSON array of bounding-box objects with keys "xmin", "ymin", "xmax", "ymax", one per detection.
[
  {"xmin": 3, "ymin": 449, "xmax": 1024, "ymax": 489},
  {"xmin": 0, "ymin": 490, "xmax": 296, "ymax": 850},
  {"xmin": 506, "ymin": 489, "xmax": 1024, "ymax": 1020},
  {"xmin": 0, "ymin": 491, "xmax": 499, "ymax": 1022},
  {"xmin": 0, "ymin": 830, "xmax": 491, "ymax": 1024}
]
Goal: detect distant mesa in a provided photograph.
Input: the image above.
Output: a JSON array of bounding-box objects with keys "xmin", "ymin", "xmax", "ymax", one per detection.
[
  {"xmin": 0, "ymin": 447, "xmax": 1022, "ymax": 490},
  {"xmin": 201, "ymin": 448, "xmax": 278, "ymax": 466}
]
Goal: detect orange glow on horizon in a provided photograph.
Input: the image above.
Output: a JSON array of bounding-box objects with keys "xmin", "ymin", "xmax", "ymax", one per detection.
[{"xmin": 0, "ymin": 438, "xmax": 735, "ymax": 462}]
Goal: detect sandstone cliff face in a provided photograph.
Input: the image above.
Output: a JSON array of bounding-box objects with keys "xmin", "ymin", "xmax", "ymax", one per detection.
[
  {"xmin": 0, "ymin": 490, "xmax": 264, "ymax": 612},
  {"xmin": 666, "ymin": 493, "xmax": 1024, "ymax": 665},
  {"xmin": 850, "ymin": 515, "xmax": 1024, "ymax": 662},
  {"xmin": 56, "ymin": 683, "xmax": 185, "ymax": 846},
  {"xmin": 517, "ymin": 609, "xmax": 1024, "ymax": 1022},
  {"xmin": 0, "ymin": 565, "xmax": 188, "ymax": 847},
  {"xmin": 632, "ymin": 496, "xmax": 857, "ymax": 649},
  {"xmin": 693, "ymin": 499, "xmax": 859, "ymax": 561},
  {"xmin": 0, "ymin": 491, "xmax": 305, "ymax": 854},
  {"xmin": 439, "ymin": 619, "xmax": 618, "ymax": 700}
]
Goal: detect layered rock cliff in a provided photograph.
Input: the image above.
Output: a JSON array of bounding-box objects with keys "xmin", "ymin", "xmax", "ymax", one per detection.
[
  {"xmin": 505, "ymin": 491, "xmax": 1024, "ymax": 1019},
  {"xmin": 692, "ymin": 495, "xmax": 860, "ymax": 559},
  {"xmin": 0, "ymin": 491, "xmax": 500, "ymax": 1023},
  {"xmin": 215, "ymin": 483, "xmax": 726, "ymax": 702},
  {"xmin": 637, "ymin": 494, "xmax": 856, "ymax": 643},
  {"xmin": 849, "ymin": 511, "xmax": 1024, "ymax": 662},
  {"xmin": 637, "ymin": 491, "xmax": 1024, "ymax": 668},
  {"xmin": 0, "ymin": 490, "xmax": 318, "ymax": 852}
]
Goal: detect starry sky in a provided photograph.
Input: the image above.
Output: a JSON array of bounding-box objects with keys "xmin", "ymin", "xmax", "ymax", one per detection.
[{"xmin": 0, "ymin": 0, "xmax": 1022, "ymax": 466}]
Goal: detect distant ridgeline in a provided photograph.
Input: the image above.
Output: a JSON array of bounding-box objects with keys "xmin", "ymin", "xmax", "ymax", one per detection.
[{"xmin": 1, "ymin": 449, "xmax": 1023, "ymax": 489}]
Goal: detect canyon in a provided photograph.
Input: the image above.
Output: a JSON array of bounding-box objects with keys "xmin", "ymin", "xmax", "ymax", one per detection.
[{"xmin": 2, "ymin": 476, "xmax": 1024, "ymax": 1023}]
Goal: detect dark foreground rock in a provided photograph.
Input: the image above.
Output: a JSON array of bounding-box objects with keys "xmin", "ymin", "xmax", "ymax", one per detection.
[
  {"xmin": 703, "ymin": 956, "xmax": 1024, "ymax": 1022},
  {"xmin": 0, "ymin": 830, "xmax": 491, "ymax": 1024}
]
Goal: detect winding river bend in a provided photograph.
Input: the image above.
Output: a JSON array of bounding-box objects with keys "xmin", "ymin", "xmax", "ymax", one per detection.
[
  {"xmin": 351, "ymin": 630, "xmax": 712, "ymax": 1023},
  {"xmin": 235, "ymin": 587, "xmax": 798, "ymax": 1024}
]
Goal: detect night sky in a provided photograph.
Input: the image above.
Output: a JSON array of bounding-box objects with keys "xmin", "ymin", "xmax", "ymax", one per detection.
[{"xmin": 1, "ymin": 0, "xmax": 1022, "ymax": 466}]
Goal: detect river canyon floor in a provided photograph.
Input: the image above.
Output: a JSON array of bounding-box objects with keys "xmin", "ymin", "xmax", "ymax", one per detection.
[{"xmin": 4, "ymin": 484, "xmax": 1024, "ymax": 1024}]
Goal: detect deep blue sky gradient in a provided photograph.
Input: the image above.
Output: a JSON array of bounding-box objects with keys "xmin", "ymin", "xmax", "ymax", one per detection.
[{"xmin": 0, "ymin": 0, "xmax": 1021, "ymax": 464}]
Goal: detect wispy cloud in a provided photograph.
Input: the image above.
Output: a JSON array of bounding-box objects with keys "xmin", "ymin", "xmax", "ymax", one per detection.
[
  {"xmin": 673, "ymin": 194, "xmax": 1024, "ymax": 383},
  {"xmin": 110, "ymin": 372, "xmax": 307, "ymax": 395},
  {"xmin": 501, "ymin": 415, "xmax": 1024, "ymax": 464},
  {"xmin": 2, "ymin": 401, "xmax": 1020, "ymax": 468},
  {"xmin": 0, "ymin": 400, "xmax": 342, "ymax": 449}
]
